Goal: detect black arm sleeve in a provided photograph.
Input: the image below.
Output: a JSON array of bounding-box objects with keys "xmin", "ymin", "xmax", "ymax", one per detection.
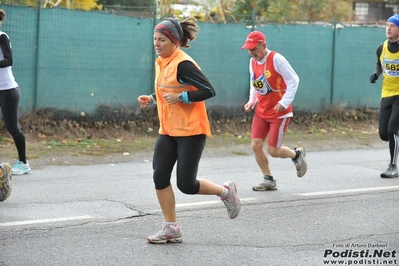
[
  {"xmin": 0, "ymin": 34, "xmax": 13, "ymax": 68},
  {"xmin": 374, "ymin": 44, "xmax": 383, "ymax": 76},
  {"xmin": 374, "ymin": 41, "xmax": 399, "ymax": 76},
  {"xmin": 177, "ymin": 60, "xmax": 216, "ymax": 102}
]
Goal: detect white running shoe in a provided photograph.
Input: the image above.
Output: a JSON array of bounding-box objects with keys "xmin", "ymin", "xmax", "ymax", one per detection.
[
  {"xmin": 147, "ymin": 222, "xmax": 183, "ymax": 244},
  {"xmin": 292, "ymin": 147, "xmax": 307, "ymax": 177},
  {"xmin": 221, "ymin": 181, "xmax": 241, "ymax": 219}
]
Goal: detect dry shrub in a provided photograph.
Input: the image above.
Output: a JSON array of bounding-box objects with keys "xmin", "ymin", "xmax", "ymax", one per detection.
[
  {"xmin": 291, "ymin": 105, "xmax": 379, "ymax": 131},
  {"xmin": 0, "ymin": 105, "xmax": 380, "ymax": 141}
]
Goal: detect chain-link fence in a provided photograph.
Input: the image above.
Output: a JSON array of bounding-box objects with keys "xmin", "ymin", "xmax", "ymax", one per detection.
[{"xmin": 0, "ymin": 3, "xmax": 386, "ymax": 121}]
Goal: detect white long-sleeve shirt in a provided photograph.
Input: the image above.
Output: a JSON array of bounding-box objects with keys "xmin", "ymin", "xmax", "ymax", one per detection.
[{"xmin": 248, "ymin": 49, "xmax": 299, "ymax": 111}]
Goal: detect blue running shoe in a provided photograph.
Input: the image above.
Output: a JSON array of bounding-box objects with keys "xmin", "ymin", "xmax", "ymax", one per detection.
[{"xmin": 12, "ymin": 161, "xmax": 31, "ymax": 175}]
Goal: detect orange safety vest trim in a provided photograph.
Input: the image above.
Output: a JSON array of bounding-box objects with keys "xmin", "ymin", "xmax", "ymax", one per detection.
[
  {"xmin": 155, "ymin": 48, "xmax": 212, "ymax": 137},
  {"xmin": 252, "ymin": 51, "xmax": 292, "ymax": 119}
]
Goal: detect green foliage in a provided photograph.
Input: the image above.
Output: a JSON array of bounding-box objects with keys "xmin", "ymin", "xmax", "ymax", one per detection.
[
  {"xmin": 231, "ymin": 0, "xmax": 270, "ymax": 19},
  {"xmin": 4, "ymin": 0, "xmax": 155, "ymax": 8},
  {"xmin": 6, "ymin": 0, "xmax": 350, "ymax": 22},
  {"xmin": 5, "ymin": 0, "xmax": 101, "ymax": 10},
  {"xmin": 232, "ymin": 0, "xmax": 352, "ymax": 22},
  {"xmin": 1, "ymin": 0, "xmax": 36, "ymax": 5},
  {"xmin": 97, "ymin": 0, "xmax": 153, "ymax": 7}
]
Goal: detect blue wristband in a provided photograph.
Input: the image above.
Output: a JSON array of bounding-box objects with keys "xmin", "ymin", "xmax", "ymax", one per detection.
[
  {"xmin": 148, "ymin": 94, "xmax": 156, "ymax": 106},
  {"xmin": 182, "ymin": 91, "xmax": 191, "ymax": 104}
]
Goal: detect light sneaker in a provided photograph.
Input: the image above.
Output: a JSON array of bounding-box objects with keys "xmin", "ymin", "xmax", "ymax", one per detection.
[
  {"xmin": 0, "ymin": 163, "xmax": 12, "ymax": 201},
  {"xmin": 292, "ymin": 147, "xmax": 307, "ymax": 177},
  {"xmin": 11, "ymin": 161, "xmax": 31, "ymax": 175},
  {"xmin": 380, "ymin": 164, "xmax": 398, "ymax": 178},
  {"xmin": 147, "ymin": 222, "xmax": 183, "ymax": 244},
  {"xmin": 253, "ymin": 178, "xmax": 277, "ymax": 191},
  {"xmin": 221, "ymin": 181, "xmax": 241, "ymax": 219}
]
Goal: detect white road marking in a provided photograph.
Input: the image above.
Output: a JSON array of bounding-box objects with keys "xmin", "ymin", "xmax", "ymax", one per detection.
[
  {"xmin": 297, "ymin": 185, "xmax": 399, "ymax": 196},
  {"xmin": 3, "ymin": 186, "xmax": 397, "ymax": 227},
  {"xmin": 176, "ymin": 197, "xmax": 256, "ymax": 208},
  {"xmin": 0, "ymin": 215, "xmax": 93, "ymax": 227}
]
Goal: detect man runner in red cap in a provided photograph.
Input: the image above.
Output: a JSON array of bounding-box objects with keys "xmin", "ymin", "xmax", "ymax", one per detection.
[{"xmin": 241, "ymin": 31, "xmax": 307, "ymax": 191}]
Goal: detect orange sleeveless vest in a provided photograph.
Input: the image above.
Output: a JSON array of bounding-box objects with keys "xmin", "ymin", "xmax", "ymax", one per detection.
[{"xmin": 155, "ymin": 48, "xmax": 211, "ymax": 137}]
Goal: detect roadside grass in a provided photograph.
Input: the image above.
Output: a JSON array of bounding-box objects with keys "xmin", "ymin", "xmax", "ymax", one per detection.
[
  {"xmin": 0, "ymin": 106, "xmax": 382, "ymax": 163},
  {"xmin": 23, "ymin": 136, "xmax": 158, "ymax": 159}
]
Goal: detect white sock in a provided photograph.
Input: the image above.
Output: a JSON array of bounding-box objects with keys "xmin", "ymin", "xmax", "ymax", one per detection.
[
  {"xmin": 220, "ymin": 186, "xmax": 229, "ymax": 198},
  {"xmin": 165, "ymin": 222, "xmax": 179, "ymax": 229}
]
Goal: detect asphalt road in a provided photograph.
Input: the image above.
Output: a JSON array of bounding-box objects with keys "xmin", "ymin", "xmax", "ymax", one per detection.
[{"xmin": 0, "ymin": 148, "xmax": 398, "ymax": 266}]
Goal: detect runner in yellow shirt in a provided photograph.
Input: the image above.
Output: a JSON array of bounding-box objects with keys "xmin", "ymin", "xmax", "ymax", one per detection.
[{"xmin": 370, "ymin": 15, "xmax": 399, "ymax": 178}]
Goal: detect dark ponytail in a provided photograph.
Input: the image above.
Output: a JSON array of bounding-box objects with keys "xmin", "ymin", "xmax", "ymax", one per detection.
[
  {"xmin": 179, "ymin": 17, "xmax": 200, "ymax": 48},
  {"xmin": 0, "ymin": 10, "xmax": 5, "ymax": 22}
]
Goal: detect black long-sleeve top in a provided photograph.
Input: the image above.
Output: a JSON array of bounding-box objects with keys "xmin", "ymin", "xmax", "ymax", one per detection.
[
  {"xmin": 152, "ymin": 60, "xmax": 216, "ymax": 102},
  {"xmin": 0, "ymin": 33, "xmax": 13, "ymax": 68}
]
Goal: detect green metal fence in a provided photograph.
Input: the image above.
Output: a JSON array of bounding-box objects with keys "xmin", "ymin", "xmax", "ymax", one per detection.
[{"xmin": 0, "ymin": 4, "xmax": 386, "ymax": 118}]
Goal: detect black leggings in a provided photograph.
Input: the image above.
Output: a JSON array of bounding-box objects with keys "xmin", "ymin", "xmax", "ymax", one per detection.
[
  {"xmin": 152, "ymin": 134, "xmax": 206, "ymax": 194},
  {"xmin": 0, "ymin": 87, "xmax": 26, "ymax": 163},
  {"xmin": 379, "ymin": 95, "xmax": 399, "ymax": 165}
]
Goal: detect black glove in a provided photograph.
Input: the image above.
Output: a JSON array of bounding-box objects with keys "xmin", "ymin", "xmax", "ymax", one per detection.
[{"xmin": 369, "ymin": 73, "xmax": 378, "ymax": 83}]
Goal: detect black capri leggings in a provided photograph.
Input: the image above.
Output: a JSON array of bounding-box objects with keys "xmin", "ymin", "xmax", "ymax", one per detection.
[
  {"xmin": 0, "ymin": 87, "xmax": 23, "ymax": 137},
  {"xmin": 152, "ymin": 134, "xmax": 206, "ymax": 194}
]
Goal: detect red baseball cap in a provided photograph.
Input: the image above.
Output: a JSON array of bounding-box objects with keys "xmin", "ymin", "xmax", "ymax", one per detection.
[{"xmin": 241, "ymin": 31, "xmax": 266, "ymax": 50}]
